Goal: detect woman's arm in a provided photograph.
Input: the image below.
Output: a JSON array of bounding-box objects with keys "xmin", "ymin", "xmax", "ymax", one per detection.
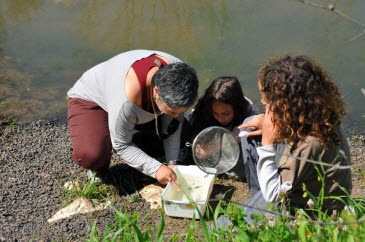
[{"xmin": 113, "ymin": 102, "xmax": 163, "ymax": 178}]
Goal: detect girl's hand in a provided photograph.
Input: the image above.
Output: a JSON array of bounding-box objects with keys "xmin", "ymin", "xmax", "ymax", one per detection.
[{"xmin": 261, "ymin": 107, "xmax": 278, "ymax": 146}]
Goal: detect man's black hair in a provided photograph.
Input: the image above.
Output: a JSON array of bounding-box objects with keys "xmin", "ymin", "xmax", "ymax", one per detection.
[{"xmin": 152, "ymin": 62, "xmax": 199, "ymax": 108}]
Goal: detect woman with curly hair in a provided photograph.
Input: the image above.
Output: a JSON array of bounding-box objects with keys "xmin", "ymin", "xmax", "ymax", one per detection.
[{"xmin": 238, "ymin": 55, "xmax": 352, "ymax": 215}]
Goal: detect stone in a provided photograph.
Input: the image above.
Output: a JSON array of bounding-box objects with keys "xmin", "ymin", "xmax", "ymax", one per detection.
[
  {"xmin": 139, "ymin": 184, "xmax": 164, "ymax": 209},
  {"xmin": 47, "ymin": 197, "xmax": 110, "ymax": 224}
]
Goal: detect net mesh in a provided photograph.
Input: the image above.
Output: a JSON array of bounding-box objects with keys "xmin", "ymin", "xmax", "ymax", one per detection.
[{"xmin": 192, "ymin": 127, "xmax": 240, "ymax": 174}]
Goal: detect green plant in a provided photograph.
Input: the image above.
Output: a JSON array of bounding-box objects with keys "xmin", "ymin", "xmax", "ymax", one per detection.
[
  {"xmin": 93, "ymin": 204, "xmax": 166, "ymax": 241},
  {"xmin": 86, "ymin": 163, "xmax": 365, "ymax": 241},
  {"xmin": 0, "ymin": 100, "xmax": 16, "ymax": 127},
  {"xmin": 0, "ymin": 100, "xmax": 9, "ymax": 106},
  {"xmin": 7, "ymin": 116, "xmax": 16, "ymax": 127},
  {"xmin": 61, "ymin": 178, "xmax": 116, "ymax": 207}
]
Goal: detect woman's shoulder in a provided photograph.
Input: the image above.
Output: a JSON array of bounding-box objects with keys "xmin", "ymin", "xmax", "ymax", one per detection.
[
  {"xmin": 244, "ymin": 96, "xmax": 261, "ymax": 115},
  {"xmin": 293, "ymin": 136, "xmax": 322, "ymax": 152}
]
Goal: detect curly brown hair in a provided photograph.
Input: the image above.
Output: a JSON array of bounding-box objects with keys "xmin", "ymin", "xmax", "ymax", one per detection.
[{"xmin": 258, "ymin": 55, "xmax": 346, "ymax": 148}]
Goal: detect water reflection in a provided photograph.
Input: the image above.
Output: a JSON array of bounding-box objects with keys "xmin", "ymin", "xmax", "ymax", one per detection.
[
  {"xmin": 75, "ymin": 0, "xmax": 230, "ymax": 54},
  {"xmin": 0, "ymin": 0, "xmax": 45, "ymax": 55},
  {"xmin": 0, "ymin": 0, "xmax": 363, "ymax": 133}
]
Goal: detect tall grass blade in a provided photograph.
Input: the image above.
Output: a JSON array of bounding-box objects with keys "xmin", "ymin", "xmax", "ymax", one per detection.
[
  {"xmin": 89, "ymin": 219, "xmax": 99, "ymax": 242},
  {"xmin": 186, "ymin": 213, "xmax": 196, "ymax": 241},
  {"xmin": 298, "ymin": 221, "xmax": 308, "ymax": 242},
  {"xmin": 214, "ymin": 199, "xmax": 223, "ymax": 222},
  {"xmin": 183, "ymin": 190, "xmax": 210, "ymax": 240},
  {"xmin": 131, "ymin": 211, "xmax": 144, "ymax": 241},
  {"xmin": 157, "ymin": 202, "xmax": 165, "ymax": 242},
  {"xmin": 111, "ymin": 228, "xmax": 126, "ymax": 241}
]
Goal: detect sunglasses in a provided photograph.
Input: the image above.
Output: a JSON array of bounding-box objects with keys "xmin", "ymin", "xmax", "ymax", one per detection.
[{"xmin": 155, "ymin": 115, "xmax": 180, "ymax": 140}]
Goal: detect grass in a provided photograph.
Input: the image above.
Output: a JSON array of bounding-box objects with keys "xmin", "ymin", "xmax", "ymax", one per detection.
[
  {"xmin": 55, "ymin": 157, "xmax": 365, "ymax": 241},
  {"xmin": 59, "ymin": 178, "xmax": 117, "ymax": 207},
  {"xmin": 85, "ymin": 188, "xmax": 365, "ymax": 241},
  {"xmin": 83, "ymin": 163, "xmax": 365, "ymax": 241},
  {"xmin": 89, "ymin": 205, "xmax": 166, "ymax": 241},
  {"xmin": 0, "ymin": 100, "xmax": 17, "ymax": 127}
]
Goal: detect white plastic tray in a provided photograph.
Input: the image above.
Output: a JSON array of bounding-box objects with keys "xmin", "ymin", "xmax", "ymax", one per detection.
[{"xmin": 160, "ymin": 165, "xmax": 215, "ymax": 219}]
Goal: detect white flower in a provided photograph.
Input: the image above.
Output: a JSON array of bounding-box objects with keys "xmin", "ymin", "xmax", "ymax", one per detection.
[
  {"xmin": 339, "ymin": 217, "xmax": 344, "ymax": 224},
  {"xmin": 307, "ymin": 199, "xmax": 315, "ymax": 208},
  {"xmin": 349, "ymin": 206, "xmax": 356, "ymax": 215},
  {"xmin": 279, "ymin": 181, "xmax": 292, "ymax": 200},
  {"xmin": 344, "ymin": 206, "xmax": 356, "ymax": 215},
  {"xmin": 264, "ymin": 213, "xmax": 274, "ymax": 221},
  {"xmin": 279, "ymin": 187, "xmax": 286, "ymax": 196},
  {"xmin": 281, "ymin": 181, "xmax": 292, "ymax": 193},
  {"xmin": 268, "ymin": 220, "xmax": 276, "ymax": 228},
  {"xmin": 342, "ymin": 225, "xmax": 348, "ymax": 231}
]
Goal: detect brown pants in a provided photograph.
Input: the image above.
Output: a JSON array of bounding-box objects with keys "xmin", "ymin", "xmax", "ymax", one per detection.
[{"xmin": 67, "ymin": 98, "xmax": 111, "ymax": 173}]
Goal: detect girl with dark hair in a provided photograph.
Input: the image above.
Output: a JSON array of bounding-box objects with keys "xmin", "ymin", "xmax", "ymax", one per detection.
[
  {"xmin": 187, "ymin": 76, "xmax": 261, "ymax": 178},
  {"xmin": 190, "ymin": 76, "xmax": 260, "ymax": 139}
]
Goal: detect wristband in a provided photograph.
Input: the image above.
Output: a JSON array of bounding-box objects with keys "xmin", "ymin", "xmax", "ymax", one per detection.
[{"xmin": 167, "ymin": 160, "xmax": 177, "ymax": 165}]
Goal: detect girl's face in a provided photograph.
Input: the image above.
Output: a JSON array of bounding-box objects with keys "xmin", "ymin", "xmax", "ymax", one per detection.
[{"xmin": 212, "ymin": 100, "xmax": 234, "ymax": 127}]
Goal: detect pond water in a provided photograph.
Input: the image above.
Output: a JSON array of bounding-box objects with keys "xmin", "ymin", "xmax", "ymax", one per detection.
[{"xmin": 0, "ymin": 0, "xmax": 364, "ymax": 133}]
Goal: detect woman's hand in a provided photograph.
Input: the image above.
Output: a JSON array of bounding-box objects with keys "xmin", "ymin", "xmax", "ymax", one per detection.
[
  {"xmin": 261, "ymin": 107, "xmax": 278, "ymax": 146},
  {"xmin": 155, "ymin": 165, "xmax": 181, "ymax": 191},
  {"xmin": 238, "ymin": 114, "xmax": 264, "ymax": 137}
]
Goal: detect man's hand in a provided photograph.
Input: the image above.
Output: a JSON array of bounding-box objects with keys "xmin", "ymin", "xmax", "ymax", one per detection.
[
  {"xmin": 238, "ymin": 114, "xmax": 264, "ymax": 137},
  {"xmin": 155, "ymin": 165, "xmax": 181, "ymax": 191}
]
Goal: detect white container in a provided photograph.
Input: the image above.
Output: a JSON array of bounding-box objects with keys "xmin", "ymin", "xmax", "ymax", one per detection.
[{"xmin": 160, "ymin": 165, "xmax": 215, "ymax": 219}]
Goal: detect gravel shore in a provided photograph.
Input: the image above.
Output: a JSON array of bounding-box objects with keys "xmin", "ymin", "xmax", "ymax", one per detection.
[{"xmin": 0, "ymin": 120, "xmax": 364, "ymax": 241}]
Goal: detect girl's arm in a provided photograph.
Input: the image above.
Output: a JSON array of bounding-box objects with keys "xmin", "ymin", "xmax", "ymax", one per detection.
[
  {"xmin": 256, "ymin": 107, "xmax": 282, "ymax": 202},
  {"xmin": 257, "ymin": 145, "xmax": 281, "ymax": 202}
]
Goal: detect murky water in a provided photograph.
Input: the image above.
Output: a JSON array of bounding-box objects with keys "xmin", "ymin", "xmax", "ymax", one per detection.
[
  {"xmin": 0, "ymin": 0, "xmax": 364, "ymax": 132},
  {"xmin": 174, "ymin": 176, "xmax": 209, "ymax": 202},
  {"xmin": 166, "ymin": 175, "xmax": 211, "ymax": 202}
]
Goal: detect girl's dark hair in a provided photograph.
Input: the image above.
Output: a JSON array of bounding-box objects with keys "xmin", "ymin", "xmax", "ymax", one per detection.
[
  {"xmin": 258, "ymin": 55, "xmax": 346, "ymax": 148},
  {"xmin": 190, "ymin": 76, "xmax": 251, "ymax": 138}
]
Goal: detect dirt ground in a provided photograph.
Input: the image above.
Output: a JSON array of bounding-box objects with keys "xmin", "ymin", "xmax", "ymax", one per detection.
[{"xmin": 0, "ymin": 120, "xmax": 364, "ymax": 241}]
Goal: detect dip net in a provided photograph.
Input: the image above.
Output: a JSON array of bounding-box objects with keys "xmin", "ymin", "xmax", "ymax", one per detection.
[{"xmin": 192, "ymin": 126, "xmax": 240, "ymax": 174}]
